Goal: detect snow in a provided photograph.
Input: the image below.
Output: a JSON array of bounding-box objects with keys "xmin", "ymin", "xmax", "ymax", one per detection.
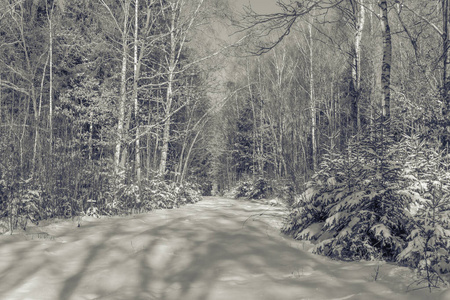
[{"xmin": 0, "ymin": 197, "xmax": 448, "ymax": 300}]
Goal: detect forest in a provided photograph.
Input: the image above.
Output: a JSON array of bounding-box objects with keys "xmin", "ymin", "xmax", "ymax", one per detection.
[{"xmin": 1, "ymin": 0, "xmax": 450, "ymax": 292}]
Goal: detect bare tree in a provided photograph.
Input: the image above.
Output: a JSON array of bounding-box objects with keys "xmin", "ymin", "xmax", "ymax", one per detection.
[
  {"xmin": 98, "ymin": 0, "xmax": 132, "ymax": 176},
  {"xmin": 158, "ymin": 0, "xmax": 205, "ymax": 177},
  {"xmin": 239, "ymin": 0, "xmax": 370, "ymax": 137}
]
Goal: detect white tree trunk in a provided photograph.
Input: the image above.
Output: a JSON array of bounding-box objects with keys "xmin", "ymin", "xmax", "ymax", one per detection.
[
  {"xmin": 159, "ymin": 1, "xmax": 177, "ymax": 177},
  {"xmin": 49, "ymin": 12, "xmax": 53, "ymax": 156},
  {"xmin": 134, "ymin": 0, "xmax": 141, "ymax": 189},
  {"xmin": 309, "ymin": 17, "xmax": 317, "ymax": 171},
  {"xmin": 115, "ymin": 0, "xmax": 130, "ymax": 175},
  {"xmin": 353, "ymin": 0, "xmax": 365, "ymax": 134}
]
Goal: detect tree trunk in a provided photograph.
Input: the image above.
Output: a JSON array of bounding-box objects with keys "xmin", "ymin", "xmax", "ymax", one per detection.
[
  {"xmin": 133, "ymin": 0, "xmax": 141, "ymax": 191},
  {"xmin": 309, "ymin": 17, "xmax": 317, "ymax": 171},
  {"xmin": 32, "ymin": 56, "xmax": 48, "ymax": 174},
  {"xmin": 352, "ymin": 0, "xmax": 365, "ymax": 134},
  {"xmin": 159, "ymin": 74, "xmax": 173, "ymax": 177},
  {"xmin": 379, "ymin": 0, "xmax": 392, "ymax": 127},
  {"xmin": 49, "ymin": 11, "xmax": 53, "ymax": 157},
  {"xmin": 159, "ymin": 2, "xmax": 177, "ymax": 177},
  {"xmin": 115, "ymin": 0, "xmax": 130, "ymax": 176},
  {"xmin": 0, "ymin": 76, "xmax": 2, "ymax": 126},
  {"xmin": 256, "ymin": 59, "xmax": 264, "ymax": 175},
  {"xmin": 146, "ymin": 109, "xmax": 152, "ymax": 178},
  {"xmin": 180, "ymin": 129, "xmax": 202, "ymax": 184},
  {"xmin": 444, "ymin": 0, "xmax": 449, "ymax": 91},
  {"xmin": 247, "ymin": 60, "xmax": 258, "ymax": 177},
  {"xmin": 442, "ymin": 0, "xmax": 450, "ymax": 147}
]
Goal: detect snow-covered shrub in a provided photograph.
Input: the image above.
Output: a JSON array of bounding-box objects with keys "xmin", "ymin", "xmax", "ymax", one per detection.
[
  {"xmin": 143, "ymin": 179, "xmax": 178, "ymax": 209},
  {"xmin": 234, "ymin": 178, "xmax": 253, "ymax": 198},
  {"xmin": 284, "ymin": 131, "xmax": 450, "ymax": 288},
  {"xmin": 86, "ymin": 206, "xmax": 100, "ymax": 218},
  {"xmin": 179, "ymin": 182, "xmax": 203, "ymax": 203},
  {"xmin": 99, "ymin": 179, "xmax": 139, "ymax": 215},
  {"xmin": 233, "ymin": 177, "xmax": 279, "ymax": 200},
  {"xmin": 98, "ymin": 177, "xmax": 203, "ymax": 214},
  {"xmin": 283, "ymin": 128, "xmax": 416, "ymax": 261},
  {"xmin": 18, "ymin": 188, "xmax": 42, "ymax": 228},
  {"xmin": 275, "ymin": 182, "xmax": 295, "ymax": 205},
  {"xmin": 196, "ymin": 179, "xmax": 212, "ymax": 196},
  {"xmin": 103, "ymin": 199, "xmax": 121, "ymax": 216},
  {"xmin": 248, "ymin": 177, "xmax": 273, "ymax": 199},
  {"xmin": 119, "ymin": 182, "xmax": 141, "ymax": 208},
  {"xmin": 60, "ymin": 197, "xmax": 72, "ymax": 218},
  {"xmin": 282, "ymin": 150, "xmax": 346, "ymax": 241},
  {"xmin": 139, "ymin": 178, "xmax": 202, "ymax": 211},
  {"xmin": 0, "ymin": 178, "xmax": 43, "ymax": 233},
  {"xmin": 396, "ymin": 136, "xmax": 450, "ymax": 290}
]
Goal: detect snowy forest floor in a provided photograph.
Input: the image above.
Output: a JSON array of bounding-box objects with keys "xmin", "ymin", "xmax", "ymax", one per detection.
[{"xmin": 0, "ymin": 197, "xmax": 449, "ymax": 300}]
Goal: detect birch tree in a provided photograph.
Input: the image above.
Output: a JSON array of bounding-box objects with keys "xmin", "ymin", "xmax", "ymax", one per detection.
[
  {"xmin": 118, "ymin": 0, "xmax": 131, "ymax": 176},
  {"xmin": 309, "ymin": 14, "xmax": 317, "ymax": 171},
  {"xmin": 98, "ymin": 0, "xmax": 132, "ymax": 178},
  {"xmin": 133, "ymin": 0, "xmax": 140, "ymax": 188},
  {"xmin": 352, "ymin": 0, "xmax": 365, "ymax": 134},
  {"xmin": 158, "ymin": 0, "xmax": 205, "ymax": 177}
]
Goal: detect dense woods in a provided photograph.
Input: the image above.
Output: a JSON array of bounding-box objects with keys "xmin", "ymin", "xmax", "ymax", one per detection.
[
  {"xmin": 0, "ymin": 0, "xmax": 219, "ymax": 225},
  {"xmin": 1, "ymin": 0, "xmax": 450, "ymax": 291},
  {"xmin": 216, "ymin": 0, "xmax": 450, "ymax": 289}
]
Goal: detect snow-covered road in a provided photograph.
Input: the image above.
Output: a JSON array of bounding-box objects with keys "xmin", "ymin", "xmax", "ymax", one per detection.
[{"xmin": 0, "ymin": 197, "xmax": 448, "ymax": 300}]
